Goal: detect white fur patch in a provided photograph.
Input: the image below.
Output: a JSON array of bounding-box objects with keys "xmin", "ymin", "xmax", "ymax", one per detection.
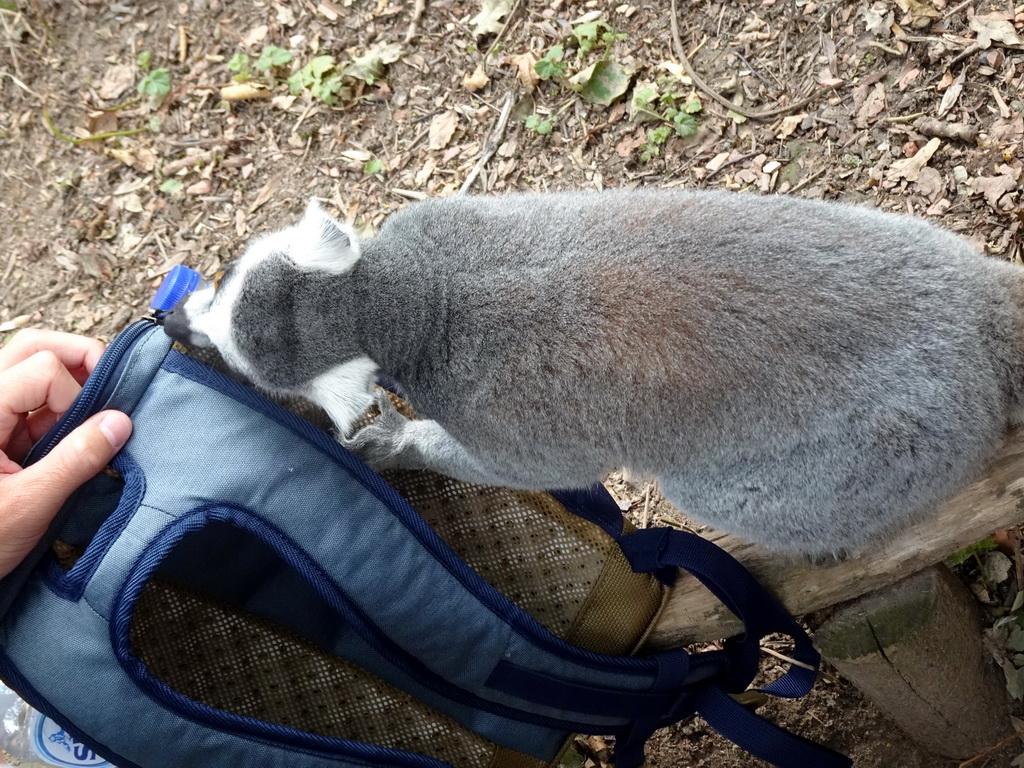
[
  {"xmin": 306, "ymin": 357, "xmax": 380, "ymax": 436},
  {"xmin": 290, "ymin": 198, "xmax": 361, "ymax": 275}
]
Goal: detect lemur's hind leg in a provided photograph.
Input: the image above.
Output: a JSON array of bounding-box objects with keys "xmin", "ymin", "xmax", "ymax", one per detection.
[{"xmin": 344, "ymin": 391, "xmax": 511, "ymax": 486}]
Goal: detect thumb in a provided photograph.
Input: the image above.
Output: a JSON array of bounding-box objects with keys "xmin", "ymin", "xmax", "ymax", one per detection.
[{"xmin": 15, "ymin": 410, "xmax": 133, "ymax": 514}]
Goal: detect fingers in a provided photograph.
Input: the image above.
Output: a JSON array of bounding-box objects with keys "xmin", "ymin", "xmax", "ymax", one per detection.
[
  {"xmin": 0, "ymin": 410, "xmax": 132, "ymax": 578},
  {"xmin": 0, "ymin": 329, "xmax": 105, "ymax": 382},
  {"xmin": 0, "ymin": 351, "xmax": 84, "ymax": 446}
]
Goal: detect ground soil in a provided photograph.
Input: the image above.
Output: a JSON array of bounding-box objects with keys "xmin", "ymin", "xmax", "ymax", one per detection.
[{"xmin": 2, "ymin": 0, "xmax": 1023, "ymax": 765}]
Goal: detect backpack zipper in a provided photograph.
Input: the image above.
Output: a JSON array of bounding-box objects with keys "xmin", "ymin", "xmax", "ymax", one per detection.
[{"xmin": 24, "ymin": 319, "xmax": 156, "ymax": 466}]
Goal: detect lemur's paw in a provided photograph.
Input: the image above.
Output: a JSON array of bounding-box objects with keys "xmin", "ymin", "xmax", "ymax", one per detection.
[{"xmin": 342, "ymin": 390, "xmax": 410, "ymax": 469}]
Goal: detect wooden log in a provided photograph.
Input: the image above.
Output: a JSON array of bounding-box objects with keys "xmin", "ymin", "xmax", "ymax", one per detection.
[
  {"xmin": 645, "ymin": 426, "xmax": 1024, "ymax": 650},
  {"xmin": 814, "ymin": 565, "xmax": 1011, "ymax": 758}
]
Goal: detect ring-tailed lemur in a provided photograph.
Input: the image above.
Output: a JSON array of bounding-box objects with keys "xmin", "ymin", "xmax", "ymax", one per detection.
[{"xmin": 163, "ymin": 189, "xmax": 1024, "ymax": 558}]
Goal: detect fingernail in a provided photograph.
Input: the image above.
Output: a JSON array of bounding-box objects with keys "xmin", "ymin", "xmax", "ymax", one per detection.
[{"xmin": 98, "ymin": 412, "xmax": 132, "ymax": 450}]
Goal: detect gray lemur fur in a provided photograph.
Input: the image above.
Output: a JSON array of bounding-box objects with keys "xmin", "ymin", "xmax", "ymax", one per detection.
[{"xmin": 162, "ymin": 189, "xmax": 1024, "ymax": 558}]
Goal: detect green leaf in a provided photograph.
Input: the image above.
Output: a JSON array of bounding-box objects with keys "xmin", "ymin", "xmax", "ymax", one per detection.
[
  {"xmin": 136, "ymin": 51, "xmax": 152, "ymax": 71},
  {"xmin": 525, "ymin": 114, "xmax": 552, "ymax": 135},
  {"xmin": 137, "ymin": 68, "xmax": 171, "ymax": 97},
  {"xmin": 573, "ymin": 59, "xmax": 631, "ymax": 105},
  {"xmin": 558, "ymin": 746, "xmax": 585, "ymax": 768},
  {"xmin": 685, "ymin": 94, "xmax": 703, "ymax": 114},
  {"xmin": 227, "ymin": 53, "xmax": 251, "ymax": 81},
  {"xmin": 648, "ymin": 124, "xmax": 671, "ymax": 146},
  {"xmin": 572, "ymin": 20, "xmax": 605, "ymax": 53},
  {"xmin": 148, "ymin": 115, "xmax": 162, "ymax": 132},
  {"xmin": 256, "ymin": 45, "xmax": 293, "ymax": 72},
  {"xmin": 1007, "ymin": 626, "xmax": 1024, "ymax": 653},
  {"xmin": 0, "ymin": 0, "xmax": 18, "ymax": 10},
  {"xmin": 628, "ymin": 80, "xmax": 662, "ymax": 123},
  {"xmin": 310, "ymin": 55, "xmax": 336, "ymax": 78},
  {"xmin": 672, "ymin": 110, "xmax": 698, "ymax": 137},
  {"xmin": 946, "ymin": 537, "xmax": 998, "ymax": 567},
  {"xmin": 363, "ymin": 157, "xmax": 385, "ymax": 174},
  {"xmin": 159, "ymin": 178, "xmax": 182, "ymax": 194},
  {"xmin": 312, "ymin": 75, "xmax": 345, "ymax": 105},
  {"xmin": 288, "ymin": 56, "xmax": 339, "ymax": 97},
  {"xmin": 1005, "ymin": 663, "xmax": 1024, "ymax": 701},
  {"xmin": 534, "ymin": 46, "xmax": 566, "ymax": 80}
]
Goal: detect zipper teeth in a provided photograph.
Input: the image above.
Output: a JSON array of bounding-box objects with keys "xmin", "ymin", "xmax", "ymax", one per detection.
[{"xmin": 30, "ymin": 320, "xmax": 154, "ymax": 462}]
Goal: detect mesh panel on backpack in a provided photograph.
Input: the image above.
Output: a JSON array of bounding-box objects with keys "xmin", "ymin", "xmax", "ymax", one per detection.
[{"xmin": 86, "ymin": 348, "xmax": 666, "ymax": 768}]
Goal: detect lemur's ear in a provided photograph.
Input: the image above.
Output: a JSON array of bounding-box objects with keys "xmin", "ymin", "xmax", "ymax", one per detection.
[{"xmin": 289, "ymin": 198, "xmax": 361, "ymax": 274}]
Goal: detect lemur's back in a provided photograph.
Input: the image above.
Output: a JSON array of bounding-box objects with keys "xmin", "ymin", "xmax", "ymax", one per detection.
[{"xmin": 363, "ymin": 190, "xmax": 1024, "ymax": 554}]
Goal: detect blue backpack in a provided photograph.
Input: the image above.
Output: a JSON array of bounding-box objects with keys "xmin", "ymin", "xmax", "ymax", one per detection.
[{"xmin": 0, "ymin": 319, "xmax": 851, "ymax": 768}]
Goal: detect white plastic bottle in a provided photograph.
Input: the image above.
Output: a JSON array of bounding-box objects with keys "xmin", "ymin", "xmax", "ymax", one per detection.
[{"xmin": 0, "ymin": 684, "xmax": 112, "ymax": 767}]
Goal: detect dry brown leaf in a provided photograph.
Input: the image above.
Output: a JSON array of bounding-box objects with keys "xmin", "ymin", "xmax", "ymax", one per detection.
[
  {"xmin": 242, "ymin": 24, "xmax": 269, "ymax": 48},
  {"xmin": 415, "ymin": 156, "xmax": 437, "ymax": 186},
  {"xmin": 469, "ymin": 0, "xmax": 513, "ymax": 35},
  {"xmin": 248, "ymin": 178, "xmax": 280, "ymax": 214},
  {"xmin": 897, "ymin": 68, "xmax": 920, "ymax": 91},
  {"xmin": 972, "ymin": 174, "xmax": 1017, "ymax": 208},
  {"xmin": 135, "ymin": 148, "xmax": 157, "ymax": 173},
  {"xmin": 855, "ymin": 82, "xmax": 886, "ymax": 127},
  {"xmin": 914, "ymin": 166, "xmax": 944, "ymax": 199},
  {"xmin": 705, "ymin": 152, "xmax": 730, "ymax": 172},
  {"xmin": 428, "ymin": 110, "xmax": 458, "ymax": 151},
  {"xmin": 615, "ymin": 131, "xmax": 645, "ymax": 158},
  {"xmin": 863, "ymin": 5, "xmax": 893, "ymax": 36},
  {"xmin": 317, "ymin": 1, "xmax": 343, "ymax": 20},
  {"xmin": 885, "ymin": 136, "xmax": 941, "ymax": 181},
  {"xmin": 221, "ymin": 83, "xmax": 273, "ymax": 101},
  {"xmin": 937, "ymin": 70, "xmax": 965, "ymax": 117},
  {"xmin": 777, "ymin": 114, "xmax": 805, "ymax": 139},
  {"xmin": 970, "ymin": 164, "xmax": 1019, "ymax": 208},
  {"xmin": 97, "ymin": 64, "xmax": 135, "ymax": 100},
  {"xmin": 895, "ymin": 0, "xmax": 940, "ymax": 28},
  {"xmin": 463, "ymin": 66, "xmax": 489, "ymax": 92},
  {"xmin": 186, "ymin": 179, "xmax": 213, "ymax": 195},
  {"xmin": 970, "ymin": 15, "xmax": 1024, "ymax": 48},
  {"xmin": 106, "ymin": 148, "xmax": 135, "ymax": 167},
  {"xmin": 0, "ymin": 316, "xmax": 32, "ymax": 333},
  {"xmin": 509, "ymin": 53, "xmax": 538, "ymax": 89}
]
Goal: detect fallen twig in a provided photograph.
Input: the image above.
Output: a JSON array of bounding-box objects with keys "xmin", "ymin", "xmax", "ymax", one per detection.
[
  {"xmin": 404, "ymin": 0, "xmax": 426, "ymax": 45},
  {"xmin": 43, "ymin": 108, "xmax": 147, "ymax": 144},
  {"xmin": 957, "ymin": 732, "xmax": 1021, "ymax": 767},
  {"xmin": 669, "ymin": 0, "xmax": 839, "ymax": 121},
  {"xmin": 786, "ymin": 167, "xmax": 827, "ymax": 195},
  {"xmin": 459, "ymin": 92, "xmax": 514, "ymax": 194},
  {"xmin": 700, "ymin": 151, "xmax": 759, "ymax": 186}
]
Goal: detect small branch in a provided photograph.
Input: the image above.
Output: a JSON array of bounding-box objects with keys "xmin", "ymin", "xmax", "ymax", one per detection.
[
  {"xmin": 669, "ymin": 0, "xmax": 839, "ymax": 121},
  {"xmin": 700, "ymin": 151, "xmax": 759, "ymax": 186},
  {"xmin": 760, "ymin": 645, "xmax": 817, "ymax": 671},
  {"xmin": 43, "ymin": 109, "xmax": 147, "ymax": 144},
  {"xmin": 403, "ymin": 0, "xmax": 426, "ymax": 45},
  {"xmin": 957, "ymin": 732, "xmax": 1021, "ymax": 767},
  {"xmin": 786, "ymin": 167, "xmax": 827, "ymax": 195},
  {"xmin": 481, "ymin": 0, "xmax": 523, "ymax": 74},
  {"xmin": 882, "ymin": 111, "xmax": 928, "ymax": 124},
  {"xmin": 459, "ymin": 92, "xmax": 514, "ymax": 194}
]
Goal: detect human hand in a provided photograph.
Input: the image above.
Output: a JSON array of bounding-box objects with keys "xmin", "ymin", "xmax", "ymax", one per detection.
[{"xmin": 0, "ymin": 329, "xmax": 132, "ymax": 579}]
